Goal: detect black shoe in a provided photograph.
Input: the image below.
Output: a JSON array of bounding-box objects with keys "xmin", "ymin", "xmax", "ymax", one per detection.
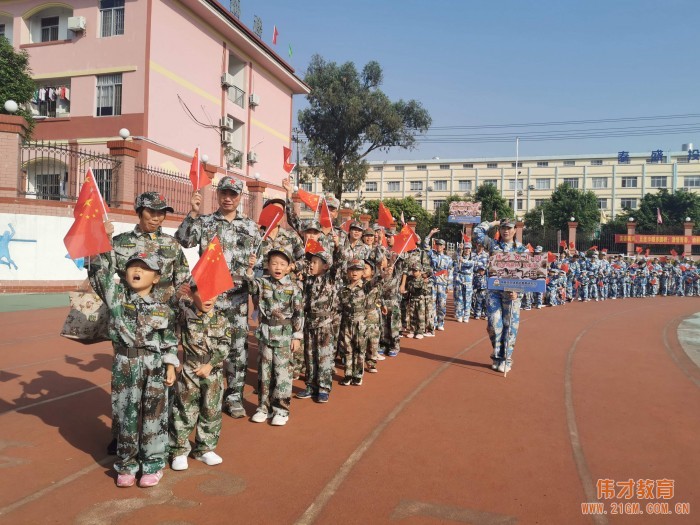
[
  {"xmin": 351, "ymin": 377, "xmax": 363, "ymax": 386},
  {"xmin": 107, "ymin": 438, "xmax": 117, "ymax": 455},
  {"xmin": 340, "ymin": 377, "xmax": 352, "ymax": 386},
  {"xmin": 295, "ymin": 386, "xmax": 316, "ymax": 399},
  {"xmin": 316, "ymin": 392, "xmax": 329, "ymax": 403}
]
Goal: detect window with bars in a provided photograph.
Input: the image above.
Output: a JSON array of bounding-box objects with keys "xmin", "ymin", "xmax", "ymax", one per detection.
[
  {"xmin": 511, "ymin": 162, "xmax": 523, "ymax": 168},
  {"xmin": 410, "ymin": 181, "xmax": 423, "ymax": 191},
  {"xmin": 463, "ymin": 163, "xmax": 473, "ymax": 168},
  {"xmin": 563, "ymin": 178, "xmax": 579, "ymax": 188},
  {"xmin": 508, "ymin": 179, "xmax": 525, "ymax": 190},
  {"xmin": 591, "ymin": 177, "xmax": 608, "ymax": 189},
  {"xmin": 684, "ymin": 176, "xmax": 700, "ymax": 189},
  {"xmin": 563, "ymin": 160, "xmax": 576, "ymax": 166},
  {"xmin": 433, "ymin": 180, "xmax": 447, "ymax": 191},
  {"xmin": 416, "ymin": 164, "xmax": 427, "ymax": 170},
  {"xmin": 597, "ymin": 198, "xmax": 608, "ymax": 209},
  {"xmin": 620, "ymin": 198, "xmax": 637, "ymax": 209},
  {"xmin": 621, "ymin": 177, "xmax": 638, "ymax": 188},
  {"xmin": 100, "ymin": 0, "xmax": 125, "ymax": 37},
  {"xmin": 439, "ymin": 164, "xmax": 450, "ymax": 170},
  {"xmin": 535, "ymin": 178, "xmax": 551, "ymax": 190},
  {"xmin": 537, "ymin": 161, "xmax": 549, "ymax": 167},
  {"xmin": 365, "ymin": 181, "xmax": 377, "ymax": 192},
  {"xmin": 535, "ymin": 199, "xmax": 546, "ymax": 207},
  {"xmin": 483, "ymin": 179, "xmax": 498, "ymax": 187},
  {"xmin": 394, "ymin": 165, "xmax": 404, "ymax": 171},
  {"xmin": 92, "ymin": 169, "xmax": 113, "ymax": 203},
  {"xmin": 35, "ymin": 173, "xmax": 61, "ymax": 200},
  {"xmin": 33, "ymin": 83, "xmax": 71, "ymax": 118},
  {"xmin": 486, "ymin": 163, "xmax": 498, "ymax": 168},
  {"xmin": 387, "ymin": 181, "xmax": 400, "ymax": 192},
  {"xmin": 433, "ymin": 200, "xmax": 446, "ymax": 210},
  {"xmin": 41, "ymin": 16, "xmax": 59, "ymax": 42},
  {"xmin": 508, "ymin": 199, "xmax": 524, "ymax": 210},
  {"xmin": 650, "ymin": 176, "xmax": 667, "ymax": 188},
  {"xmin": 300, "ymin": 182, "xmax": 312, "ymax": 192},
  {"xmin": 373, "ymin": 166, "xmax": 382, "ymax": 171},
  {"xmin": 458, "ymin": 180, "xmax": 472, "ymax": 191},
  {"xmin": 96, "ymin": 74, "xmax": 122, "ymax": 116},
  {"xmin": 590, "ymin": 159, "xmax": 603, "ymax": 166}
]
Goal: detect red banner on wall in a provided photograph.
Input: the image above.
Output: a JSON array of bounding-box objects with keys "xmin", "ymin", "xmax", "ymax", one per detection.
[{"xmin": 615, "ymin": 234, "xmax": 700, "ymax": 244}]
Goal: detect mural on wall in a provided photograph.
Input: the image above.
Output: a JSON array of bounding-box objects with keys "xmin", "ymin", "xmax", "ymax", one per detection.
[{"xmin": 0, "ymin": 224, "xmax": 37, "ymax": 271}]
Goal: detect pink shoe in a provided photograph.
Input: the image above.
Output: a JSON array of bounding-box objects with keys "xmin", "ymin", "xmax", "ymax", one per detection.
[
  {"xmin": 139, "ymin": 470, "xmax": 163, "ymax": 488},
  {"xmin": 116, "ymin": 473, "xmax": 136, "ymax": 487}
]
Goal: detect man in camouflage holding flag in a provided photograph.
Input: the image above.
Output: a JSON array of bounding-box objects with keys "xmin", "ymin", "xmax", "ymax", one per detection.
[{"xmin": 176, "ymin": 176, "xmax": 261, "ymax": 419}]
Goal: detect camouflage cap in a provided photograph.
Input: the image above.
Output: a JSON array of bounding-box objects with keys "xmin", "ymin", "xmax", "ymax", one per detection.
[
  {"xmin": 385, "ymin": 228, "xmax": 396, "ymax": 237},
  {"xmin": 535, "ymin": 245, "xmax": 543, "ymax": 253},
  {"xmin": 347, "ymin": 258, "xmax": 365, "ymax": 270},
  {"xmin": 372, "ymin": 223, "xmax": 384, "ymax": 231},
  {"xmin": 217, "ymin": 175, "xmax": 244, "ymax": 193},
  {"xmin": 434, "ymin": 239, "xmax": 446, "ymax": 246},
  {"xmin": 324, "ymin": 194, "xmax": 340, "ymax": 209},
  {"xmin": 134, "ymin": 191, "xmax": 174, "ymax": 213},
  {"xmin": 126, "ymin": 252, "xmax": 161, "ymax": 272},
  {"xmin": 409, "ymin": 263, "xmax": 421, "ymax": 271},
  {"xmin": 302, "ymin": 219, "xmax": 322, "ymax": 232},
  {"xmin": 499, "ymin": 218, "xmax": 516, "ymax": 228},
  {"xmin": 308, "ymin": 250, "xmax": 331, "ymax": 264},
  {"xmin": 263, "ymin": 198, "xmax": 286, "ymax": 209},
  {"xmin": 463, "ymin": 242, "xmax": 472, "ymax": 248},
  {"xmin": 349, "ymin": 221, "xmax": 364, "ymax": 231},
  {"xmin": 362, "ymin": 228, "xmax": 375, "ymax": 237},
  {"xmin": 364, "ymin": 258, "xmax": 376, "ymax": 272},
  {"xmin": 267, "ymin": 244, "xmax": 294, "ymax": 264}
]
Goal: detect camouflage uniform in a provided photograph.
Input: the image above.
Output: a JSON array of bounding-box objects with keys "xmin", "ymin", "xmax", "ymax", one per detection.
[
  {"xmin": 425, "ymin": 238, "xmax": 454, "ymax": 329},
  {"xmin": 175, "ymin": 177, "xmax": 261, "ymax": 414},
  {"xmin": 246, "ymin": 268, "xmax": 304, "ymax": 417},
  {"xmin": 380, "ymin": 249, "xmax": 405, "ymax": 355},
  {"xmin": 169, "ymin": 299, "xmax": 229, "ymax": 460},
  {"xmin": 302, "ymin": 252, "xmax": 342, "ymax": 395},
  {"xmin": 406, "ymin": 274, "xmax": 428, "ymax": 335},
  {"xmin": 363, "ymin": 266, "xmax": 383, "ymax": 371},
  {"xmin": 88, "ymin": 252, "xmax": 178, "ymax": 476},
  {"xmin": 285, "ymin": 198, "xmax": 347, "ymax": 265}
]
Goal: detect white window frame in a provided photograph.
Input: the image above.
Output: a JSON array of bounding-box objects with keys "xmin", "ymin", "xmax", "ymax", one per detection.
[
  {"xmin": 563, "ymin": 160, "xmax": 576, "ymax": 166},
  {"xmin": 590, "ymin": 159, "xmax": 603, "ymax": 166},
  {"xmin": 535, "ymin": 178, "xmax": 551, "ymax": 190},
  {"xmin": 394, "ymin": 165, "xmax": 404, "ymax": 171},
  {"xmin": 536, "ymin": 161, "xmax": 549, "ymax": 167},
  {"xmin": 597, "ymin": 198, "xmax": 608, "ymax": 209},
  {"xmin": 562, "ymin": 178, "xmax": 579, "ymax": 189},
  {"xmin": 100, "ymin": 0, "xmax": 125, "ymax": 38},
  {"xmin": 591, "ymin": 177, "xmax": 608, "ymax": 189},
  {"xmin": 620, "ymin": 198, "xmax": 637, "ymax": 209},
  {"xmin": 508, "ymin": 179, "xmax": 525, "ymax": 191},
  {"xmin": 41, "ymin": 16, "xmax": 59, "ymax": 42},
  {"xmin": 416, "ymin": 164, "xmax": 427, "ymax": 170},
  {"xmin": 433, "ymin": 180, "xmax": 447, "ymax": 191},
  {"xmin": 96, "ymin": 73, "xmax": 123, "ymax": 116},
  {"xmin": 433, "ymin": 200, "xmax": 446, "ymax": 211},
  {"xmin": 684, "ymin": 176, "xmax": 700, "ymax": 189},
  {"xmin": 486, "ymin": 163, "xmax": 498, "ymax": 169},
  {"xmin": 458, "ymin": 180, "xmax": 472, "ymax": 192},
  {"xmin": 387, "ymin": 181, "xmax": 401, "ymax": 192},
  {"xmin": 410, "ymin": 181, "xmax": 423, "ymax": 191},
  {"xmin": 650, "ymin": 176, "xmax": 667, "ymax": 188},
  {"xmin": 483, "ymin": 179, "xmax": 498, "ymax": 187},
  {"xmin": 621, "ymin": 177, "xmax": 638, "ymax": 188},
  {"xmin": 365, "ymin": 181, "xmax": 377, "ymax": 192},
  {"xmin": 463, "ymin": 163, "xmax": 473, "ymax": 168}
]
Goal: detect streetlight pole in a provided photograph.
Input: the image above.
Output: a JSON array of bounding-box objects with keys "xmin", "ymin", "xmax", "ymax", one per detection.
[{"xmin": 514, "ymin": 136, "xmax": 519, "ymax": 219}]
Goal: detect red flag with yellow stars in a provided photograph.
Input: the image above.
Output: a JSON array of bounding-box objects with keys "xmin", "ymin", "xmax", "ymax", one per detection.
[
  {"xmin": 191, "ymin": 236, "xmax": 234, "ymax": 301},
  {"xmin": 283, "ymin": 146, "xmax": 296, "ymax": 174},
  {"xmin": 63, "ymin": 171, "xmax": 112, "ymax": 259},
  {"xmin": 377, "ymin": 202, "xmax": 394, "ymax": 228},
  {"xmin": 304, "ymin": 238, "xmax": 324, "ymax": 255},
  {"xmin": 296, "ymin": 187, "xmax": 320, "ymax": 211},
  {"xmin": 319, "ymin": 198, "xmax": 333, "ymax": 228}
]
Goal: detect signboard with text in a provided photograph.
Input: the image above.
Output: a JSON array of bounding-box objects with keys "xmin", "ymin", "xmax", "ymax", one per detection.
[
  {"xmin": 447, "ymin": 201, "xmax": 481, "ymax": 224},
  {"xmin": 615, "ymin": 234, "xmax": 700, "ymax": 245},
  {"xmin": 487, "ymin": 252, "xmax": 547, "ymax": 293}
]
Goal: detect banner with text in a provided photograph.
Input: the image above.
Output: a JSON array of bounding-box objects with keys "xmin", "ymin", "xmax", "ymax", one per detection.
[
  {"xmin": 615, "ymin": 234, "xmax": 700, "ymax": 245},
  {"xmin": 487, "ymin": 252, "xmax": 547, "ymax": 293},
  {"xmin": 447, "ymin": 201, "xmax": 482, "ymax": 224}
]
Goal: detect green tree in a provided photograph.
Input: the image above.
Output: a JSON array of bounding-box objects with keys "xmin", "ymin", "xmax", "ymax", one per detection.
[
  {"xmin": 473, "ymin": 183, "xmax": 513, "ymax": 224},
  {"xmin": 524, "ymin": 183, "xmax": 600, "ymax": 235},
  {"xmin": 363, "ymin": 197, "xmax": 432, "ymax": 238},
  {"xmin": 0, "ymin": 38, "xmax": 35, "ymax": 136},
  {"xmin": 431, "ymin": 194, "xmax": 472, "ymax": 244},
  {"xmin": 298, "ymin": 55, "xmax": 431, "ymax": 200},
  {"xmin": 611, "ymin": 189, "xmax": 700, "ymax": 233}
]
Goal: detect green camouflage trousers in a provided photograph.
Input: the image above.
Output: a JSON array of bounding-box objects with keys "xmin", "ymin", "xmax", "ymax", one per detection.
[
  {"xmin": 169, "ymin": 365, "xmax": 223, "ymax": 458},
  {"xmin": 223, "ymin": 293, "xmax": 249, "ymax": 406},
  {"xmin": 257, "ymin": 341, "xmax": 293, "ymax": 416},
  {"xmin": 293, "ymin": 338, "xmax": 306, "ymax": 379},
  {"xmin": 365, "ymin": 309, "xmax": 381, "ymax": 366},
  {"xmin": 304, "ymin": 323, "xmax": 336, "ymax": 393},
  {"xmin": 381, "ymin": 300, "xmax": 402, "ymax": 352},
  {"xmin": 409, "ymin": 297, "xmax": 426, "ymax": 335},
  {"xmin": 340, "ymin": 317, "xmax": 367, "ymax": 379},
  {"xmin": 112, "ymin": 352, "xmax": 168, "ymax": 475}
]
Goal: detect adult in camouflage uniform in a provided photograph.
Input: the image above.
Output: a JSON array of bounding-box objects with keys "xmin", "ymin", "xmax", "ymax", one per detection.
[
  {"xmin": 175, "ymin": 176, "xmax": 261, "ymax": 419},
  {"xmin": 297, "ymin": 249, "xmax": 343, "ymax": 402},
  {"xmin": 245, "ymin": 247, "xmax": 304, "ymax": 426},
  {"xmin": 94, "ymin": 192, "xmax": 189, "ymax": 455},
  {"xmin": 169, "ymin": 288, "xmax": 229, "ymax": 471},
  {"xmin": 344, "ymin": 222, "xmax": 371, "ymax": 262},
  {"xmin": 474, "ymin": 218, "xmax": 527, "ymax": 374},
  {"xmin": 87, "ymin": 251, "xmax": 178, "ymax": 488},
  {"xmin": 380, "ymin": 229, "xmax": 404, "ymax": 357}
]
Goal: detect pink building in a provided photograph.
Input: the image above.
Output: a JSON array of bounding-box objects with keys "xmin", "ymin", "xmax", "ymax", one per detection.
[{"xmin": 1, "ymin": 0, "xmax": 308, "ymax": 190}]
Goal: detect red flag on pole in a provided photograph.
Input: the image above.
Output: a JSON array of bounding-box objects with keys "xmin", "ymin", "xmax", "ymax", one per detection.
[
  {"xmin": 559, "ymin": 241, "xmax": 567, "ymax": 249},
  {"xmin": 659, "ymin": 256, "xmax": 667, "ymax": 263},
  {"xmin": 340, "ymin": 219, "xmax": 352, "ymax": 233},
  {"xmin": 494, "ymin": 229, "xmax": 500, "ymax": 241},
  {"xmin": 296, "ymin": 187, "xmax": 320, "ymax": 211},
  {"xmin": 319, "ymin": 199, "xmax": 333, "ymax": 228},
  {"xmin": 547, "ymin": 252, "xmax": 557, "ymax": 263},
  {"xmin": 561, "ymin": 263, "xmax": 570, "ymax": 273},
  {"xmin": 272, "ymin": 25, "xmax": 279, "ymax": 45},
  {"xmin": 462, "ymin": 233, "xmax": 471, "ymax": 243},
  {"xmin": 670, "ymin": 249, "xmax": 678, "ymax": 257},
  {"xmin": 526, "ymin": 243, "xmax": 534, "ymax": 253},
  {"xmin": 283, "ymin": 146, "xmax": 296, "ymax": 174},
  {"xmin": 63, "ymin": 171, "xmax": 112, "ymax": 259},
  {"xmin": 588, "ymin": 245, "xmax": 598, "ymax": 251},
  {"xmin": 635, "ymin": 246, "xmax": 643, "ymax": 254},
  {"xmin": 191, "ymin": 236, "xmax": 234, "ymax": 302},
  {"xmin": 188, "ymin": 147, "xmax": 209, "ymax": 191},
  {"xmin": 258, "ymin": 205, "xmax": 284, "ymax": 241},
  {"xmin": 377, "ymin": 202, "xmax": 393, "ymax": 228},
  {"xmin": 304, "ymin": 238, "xmax": 324, "ymax": 255},
  {"xmin": 392, "ymin": 225, "xmax": 417, "ymax": 254}
]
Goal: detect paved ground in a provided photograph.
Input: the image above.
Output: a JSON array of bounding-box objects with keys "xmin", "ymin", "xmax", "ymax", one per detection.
[
  {"xmin": 0, "ymin": 293, "xmax": 69, "ymax": 313},
  {"xmin": 0, "ymin": 296, "xmax": 698, "ymax": 524}
]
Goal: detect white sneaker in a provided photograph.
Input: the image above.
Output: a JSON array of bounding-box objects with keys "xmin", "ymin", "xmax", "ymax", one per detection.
[
  {"xmin": 437, "ymin": 326, "xmax": 445, "ymax": 331},
  {"xmin": 504, "ymin": 362, "xmax": 512, "ymax": 373},
  {"xmin": 271, "ymin": 413, "xmax": 288, "ymax": 426},
  {"xmin": 171, "ymin": 455, "xmax": 189, "ymax": 471},
  {"xmin": 497, "ymin": 361, "xmax": 506, "ymax": 373},
  {"xmin": 464, "ymin": 317, "xmax": 469, "ymax": 323},
  {"xmin": 491, "ymin": 361, "xmax": 499, "ymax": 370},
  {"xmin": 425, "ymin": 332, "xmax": 435, "ymax": 337},
  {"xmin": 457, "ymin": 317, "xmax": 463, "ymax": 323},
  {"xmin": 196, "ymin": 451, "xmax": 223, "ymax": 466},
  {"xmin": 537, "ymin": 305, "xmax": 542, "ymax": 309},
  {"xmin": 251, "ymin": 410, "xmax": 269, "ymax": 423},
  {"xmin": 414, "ymin": 333, "xmax": 424, "ymax": 339},
  {"xmin": 377, "ymin": 354, "xmax": 386, "ymax": 361}
]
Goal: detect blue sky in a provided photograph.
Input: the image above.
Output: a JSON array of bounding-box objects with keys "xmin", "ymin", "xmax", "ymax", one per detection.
[{"xmin": 240, "ymin": 0, "xmax": 699, "ymax": 160}]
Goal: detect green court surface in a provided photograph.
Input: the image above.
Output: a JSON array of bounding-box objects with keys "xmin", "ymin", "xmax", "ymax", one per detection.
[{"xmin": 0, "ymin": 293, "xmax": 69, "ymax": 313}]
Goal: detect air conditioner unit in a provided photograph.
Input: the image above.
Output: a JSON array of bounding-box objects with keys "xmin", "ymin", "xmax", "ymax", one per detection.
[
  {"xmin": 247, "ymin": 151, "xmax": 258, "ymax": 164},
  {"xmin": 67, "ymin": 16, "xmax": 86, "ymax": 32},
  {"xmin": 249, "ymin": 93, "xmax": 261, "ymax": 107},
  {"xmin": 219, "ymin": 117, "xmax": 232, "ymax": 130},
  {"xmin": 221, "ymin": 73, "xmax": 235, "ymax": 88},
  {"xmin": 221, "ymin": 131, "xmax": 232, "ymax": 144},
  {"xmin": 517, "ymin": 190, "xmax": 524, "ymax": 196}
]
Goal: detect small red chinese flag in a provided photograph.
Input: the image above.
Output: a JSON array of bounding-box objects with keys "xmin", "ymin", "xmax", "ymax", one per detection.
[
  {"xmin": 561, "ymin": 263, "xmax": 570, "ymax": 273},
  {"xmin": 588, "ymin": 245, "xmax": 598, "ymax": 252},
  {"xmin": 526, "ymin": 243, "xmax": 534, "ymax": 253},
  {"xmin": 296, "ymin": 187, "xmax": 320, "ymax": 210},
  {"xmin": 559, "ymin": 240, "xmax": 567, "ymax": 249},
  {"xmin": 63, "ymin": 170, "xmax": 112, "ymax": 259},
  {"xmin": 670, "ymin": 249, "xmax": 678, "ymax": 257},
  {"xmin": 191, "ymin": 236, "xmax": 234, "ymax": 302},
  {"xmin": 340, "ymin": 219, "xmax": 351, "ymax": 233},
  {"xmin": 319, "ymin": 198, "xmax": 333, "ymax": 228},
  {"xmin": 272, "ymin": 25, "xmax": 279, "ymax": 45},
  {"xmin": 392, "ymin": 225, "xmax": 417, "ymax": 254},
  {"xmin": 601, "ymin": 248, "xmax": 608, "ymax": 254},
  {"xmin": 283, "ymin": 146, "xmax": 296, "ymax": 174},
  {"xmin": 462, "ymin": 233, "xmax": 471, "ymax": 243},
  {"xmin": 189, "ymin": 147, "xmax": 209, "ymax": 191},
  {"xmin": 494, "ymin": 229, "xmax": 501, "ymax": 241},
  {"xmin": 547, "ymin": 252, "xmax": 557, "ymax": 263},
  {"xmin": 304, "ymin": 238, "xmax": 324, "ymax": 255},
  {"xmin": 380, "ymin": 233, "xmax": 388, "ymax": 248},
  {"xmin": 645, "ymin": 248, "xmax": 650, "ymax": 256},
  {"xmin": 435, "ymin": 269, "xmax": 449, "ymax": 277},
  {"xmin": 569, "ymin": 241, "xmax": 575, "ymax": 250},
  {"xmin": 258, "ymin": 205, "xmax": 284, "ymax": 241},
  {"xmin": 377, "ymin": 202, "xmax": 394, "ymax": 228},
  {"xmin": 635, "ymin": 246, "xmax": 643, "ymax": 254}
]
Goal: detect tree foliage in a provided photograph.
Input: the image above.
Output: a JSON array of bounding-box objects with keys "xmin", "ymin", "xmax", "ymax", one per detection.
[
  {"xmin": 431, "ymin": 194, "xmax": 472, "ymax": 244},
  {"xmin": 608, "ymin": 189, "xmax": 700, "ymax": 233},
  {"xmin": 473, "ymin": 183, "xmax": 513, "ymax": 224},
  {"xmin": 0, "ymin": 38, "xmax": 35, "ymax": 137},
  {"xmin": 298, "ymin": 54, "xmax": 432, "ymax": 200},
  {"xmin": 524, "ymin": 183, "xmax": 600, "ymax": 235},
  {"xmin": 363, "ymin": 197, "xmax": 432, "ymax": 238}
]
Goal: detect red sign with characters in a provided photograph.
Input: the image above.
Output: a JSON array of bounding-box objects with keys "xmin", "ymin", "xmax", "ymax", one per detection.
[{"xmin": 614, "ymin": 234, "xmax": 700, "ymax": 245}]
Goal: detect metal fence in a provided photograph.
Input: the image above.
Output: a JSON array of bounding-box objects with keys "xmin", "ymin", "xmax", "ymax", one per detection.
[{"xmin": 19, "ymin": 141, "xmax": 120, "ymax": 204}]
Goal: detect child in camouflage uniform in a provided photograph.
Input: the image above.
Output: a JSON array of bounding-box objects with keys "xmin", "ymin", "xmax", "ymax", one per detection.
[
  {"xmin": 406, "ymin": 264, "xmax": 428, "ymax": 338},
  {"xmin": 245, "ymin": 247, "xmax": 304, "ymax": 426},
  {"xmin": 88, "ymin": 251, "xmax": 178, "ymax": 489},
  {"xmin": 472, "ymin": 265, "xmax": 488, "ymax": 319},
  {"xmin": 297, "ymin": 249, "xmax": 342, "ymax": 403},
  {"xmin": 363, "ymin": 260, "xmax": 383, "ymax": 373},
  {"xmin": 169, "ymin": 286, "xmax": 229, "ymax": 471}
]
